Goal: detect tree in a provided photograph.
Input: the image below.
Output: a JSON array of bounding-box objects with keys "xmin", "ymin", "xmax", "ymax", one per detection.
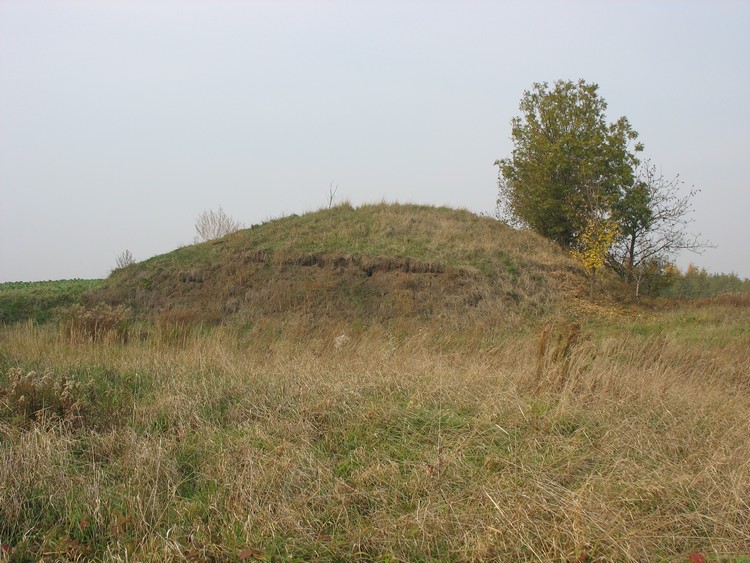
[
  {"xmin": 495, "ymin": 79, "xmax": 643, "ymax": 249},
  {"xmin": 608, "ymin": 160, "xmax": 711, "ymax": 298},
  {"xmin": 571, "ymin": 216, "xmax": 619, "ymax": 299},
  {"xmin": 194, "ymin": 207, "xmax": 243, "ymax": 242}
]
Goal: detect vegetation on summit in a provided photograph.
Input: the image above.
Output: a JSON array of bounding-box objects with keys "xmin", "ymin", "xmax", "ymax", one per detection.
[{"xmin": 194, "ymin": 206, "xmax": 244, "ymax": 242}]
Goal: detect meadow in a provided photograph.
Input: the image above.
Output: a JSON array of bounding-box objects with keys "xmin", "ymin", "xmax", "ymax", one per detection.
[
  {"xmin": 1, "ymin": 205, "xmax": 748, "ymax": 561},
  {"xmin": 1, "ymin": 301, "xmax": 748, "ymax": 562},
  {"xmin": 0, "ymin": 280, "xmax": 103, "ymax": 325}
]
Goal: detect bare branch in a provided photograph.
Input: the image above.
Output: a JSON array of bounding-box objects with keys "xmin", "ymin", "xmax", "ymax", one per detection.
[
  {"xmin": 115, "ymin": 249, "xmax": 135, "ymax": 269},
  {"xmin": 326, "ymin": 181, "xmax": 339, "ymax": 209},
  {"xmin": 610, "ymin": 160, "xmax": 713, "ymax": 297}
]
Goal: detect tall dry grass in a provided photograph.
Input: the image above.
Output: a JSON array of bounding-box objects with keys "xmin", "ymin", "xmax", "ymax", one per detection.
[{"xmin": 1, "ymin": 307, "xmax": 749, "ymax": 561}]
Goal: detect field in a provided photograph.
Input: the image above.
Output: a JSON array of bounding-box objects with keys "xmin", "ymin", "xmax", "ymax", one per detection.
[
  {"xmin": 1, "ymin": 205, "xmax": 748, "ymax": 561},
  {"xmin": 0, "ymin": 280, "xmax": 104, "ymax": 325},
  {"xmin": 1, "ymin": 302, "xmax": 749, "ymax": 562}
]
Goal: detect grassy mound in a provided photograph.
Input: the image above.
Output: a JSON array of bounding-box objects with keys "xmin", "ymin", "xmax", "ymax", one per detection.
[{"xmin": 92, "ymin": 203, "xmax": 588, "ymax": 327}]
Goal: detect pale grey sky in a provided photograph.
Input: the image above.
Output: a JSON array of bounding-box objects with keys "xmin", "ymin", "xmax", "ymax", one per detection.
[{"xmin": 1, "ymin": 0, "xmax": 748, "ymax": 282}]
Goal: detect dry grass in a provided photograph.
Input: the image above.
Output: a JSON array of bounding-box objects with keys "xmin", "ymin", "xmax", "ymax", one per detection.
[{"xmin": 1, "ymin": 302, "xmax": 749, "ymax": 561}]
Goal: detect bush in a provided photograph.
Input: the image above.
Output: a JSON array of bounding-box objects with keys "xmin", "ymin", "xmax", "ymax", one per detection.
[
  {"xmin": 115, "ymin": 249, "xmax": 135, "ymax": 269},
  {"xmin": 194, "ymin": 207, "xmax": 243, "ymax": 242}
]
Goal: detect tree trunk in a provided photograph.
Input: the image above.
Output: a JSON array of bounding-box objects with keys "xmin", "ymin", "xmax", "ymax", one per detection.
[
  {"xmin": 626, "ymin": 233, "xmax": 637, "ymax": 283},
  {"xmin": 635, "ymin": 274, "xmax": 642, "ymax": 300}
]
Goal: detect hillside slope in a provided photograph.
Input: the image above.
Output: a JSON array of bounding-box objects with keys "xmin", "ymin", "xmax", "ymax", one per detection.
[{"xmin": 92, "ymin": 204, "xmax": 589, "ymax": 326}]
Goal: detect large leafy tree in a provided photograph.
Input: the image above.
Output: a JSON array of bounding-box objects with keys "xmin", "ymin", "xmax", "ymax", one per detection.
[{"xmin": 495, "ymin": 80, "xmax": 643, "ymax": 249}]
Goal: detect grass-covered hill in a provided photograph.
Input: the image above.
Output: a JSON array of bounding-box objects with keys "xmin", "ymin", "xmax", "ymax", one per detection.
[{"xmin": 91, "ymin": 203, "xmax": 590, "ymax": 327}]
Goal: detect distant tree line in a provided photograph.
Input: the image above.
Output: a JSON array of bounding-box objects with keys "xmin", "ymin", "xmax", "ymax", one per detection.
[{"xmin": 658, "ymin": 264, "xmax": 750, "ymax": 299}]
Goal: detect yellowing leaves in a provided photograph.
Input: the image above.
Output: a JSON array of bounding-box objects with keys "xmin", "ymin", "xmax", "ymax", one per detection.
[{"xmin": 571, "ymin": 218, "xmax": 619, "ymax": 296}]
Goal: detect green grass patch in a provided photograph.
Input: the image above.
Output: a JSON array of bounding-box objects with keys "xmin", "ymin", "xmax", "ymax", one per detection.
[{"xmin": 0, "ymin": 279, "xmax": 103, "ymax": 324}]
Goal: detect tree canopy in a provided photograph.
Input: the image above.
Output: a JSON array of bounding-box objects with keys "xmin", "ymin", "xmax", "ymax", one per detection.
[{"xmin": 495, "ymin": 79, "xmax": 643, "ymax": 249}]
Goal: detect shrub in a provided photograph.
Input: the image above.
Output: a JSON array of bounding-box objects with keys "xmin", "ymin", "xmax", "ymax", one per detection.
[
  {"xmin": 194, "ymin": 207, "xmax": 243, "ymax": 242},
  {"xmin": 115, "ymin": 249, "xmax": 135, "ymax": 269}
]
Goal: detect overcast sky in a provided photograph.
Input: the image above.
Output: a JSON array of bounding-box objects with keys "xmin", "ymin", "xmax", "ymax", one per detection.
[{"xmin": 1, "ymin": 0, "xmax": 748, "ymax": 282}]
